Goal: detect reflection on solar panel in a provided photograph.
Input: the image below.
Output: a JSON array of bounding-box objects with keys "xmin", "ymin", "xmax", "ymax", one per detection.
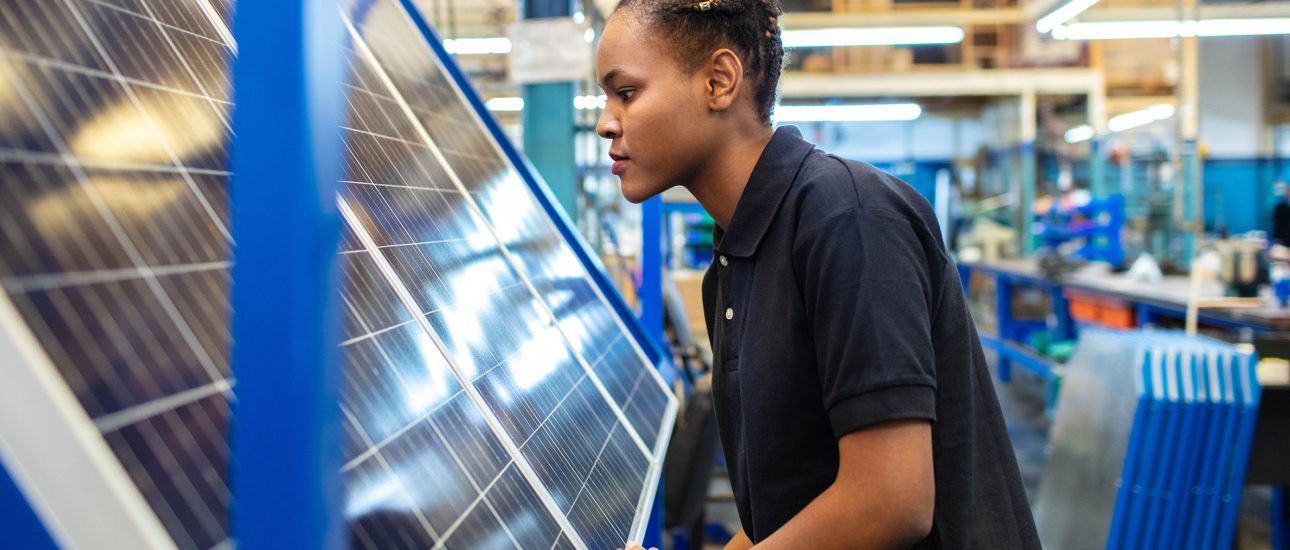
[{"xmin": 0, "ymin": 1, "xmax": 676, "ymax": 549}]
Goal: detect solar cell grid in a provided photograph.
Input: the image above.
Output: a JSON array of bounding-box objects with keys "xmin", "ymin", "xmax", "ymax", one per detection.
[
  {"xmin": 339, "ymin": 242, "xmax": 570, "ymax": 549},
  {"xmin": 0, "ymin": 2, "xmax": 237, "ymax": 547},
  {"xmin": 357, "ymin": 0, "xmax": 672, "ymax": 454}
]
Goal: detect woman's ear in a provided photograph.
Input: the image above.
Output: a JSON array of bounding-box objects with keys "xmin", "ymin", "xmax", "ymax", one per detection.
[{"xmin": 706, "ymin": 48, "xmax": 744, "ymax": 112}]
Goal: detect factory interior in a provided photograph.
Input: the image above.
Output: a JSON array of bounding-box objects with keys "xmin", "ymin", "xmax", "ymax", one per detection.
[{"xmin": 2, "ymin": 0, "xmax": 1290, "ymax": 548}]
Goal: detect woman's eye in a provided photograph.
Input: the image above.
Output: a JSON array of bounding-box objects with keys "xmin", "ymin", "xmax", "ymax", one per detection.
[{"xmin": 617, "ymin": 89, "xmax": 635, "ymax": 101}]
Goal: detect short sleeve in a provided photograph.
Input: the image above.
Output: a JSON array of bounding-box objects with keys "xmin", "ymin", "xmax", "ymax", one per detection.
[{"xmin": 794, "ymin": 206, "xmax": 938, "ymax": 439}]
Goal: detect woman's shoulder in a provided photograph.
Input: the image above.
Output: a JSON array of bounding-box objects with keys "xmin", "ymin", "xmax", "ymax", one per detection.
[{"xmin": 789, "ymin": 150, "xmax": 937, "ymax": 231}]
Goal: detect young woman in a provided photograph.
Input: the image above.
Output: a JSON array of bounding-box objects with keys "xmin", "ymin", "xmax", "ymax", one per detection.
[{"xmin": 597, "ymin": 1, "xmax": 1041, "ymax": 548}]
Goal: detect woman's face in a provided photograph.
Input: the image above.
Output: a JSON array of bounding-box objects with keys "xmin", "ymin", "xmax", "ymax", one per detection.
[{"xmin": 595, "ymin": 13, "xmax": 714, "ymax": 203}]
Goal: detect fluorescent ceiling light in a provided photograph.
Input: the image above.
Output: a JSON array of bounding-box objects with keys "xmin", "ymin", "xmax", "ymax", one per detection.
[
  {"xmin": 486, "ymin": 95, "xmax": 609, "ymax": 112},
  {"xmin": 781, "ymin": 27, "xmax": 964, "ymax": 48},
  {"xmin": 1052, "ymin": 18, "xmax": 1290, "ymax": 40},
  {"xmin": 1107, "ymin": 104, "xmax": 1174, "ymax": 132},
  {"xmin": 573, "ymin": 95, "xmax": 608, "ymax": 110},
  {"xmin": 443, "ymin": 37, "xmax": 512, "ymax": 55},
  {"xmin": 1064, "ymin": 125, "xmax": 1094, "ymax": 143},
  {"xmin": 1036, "ymin": 0, "xmax": 1100, "ymax": 34},
  {"xmin": 486, "ymin": 97, "xmax": 525, "ymax": 112},
  {"xmin": 774, "ymin": 103, "xmax": 922, "ymax": 122}
]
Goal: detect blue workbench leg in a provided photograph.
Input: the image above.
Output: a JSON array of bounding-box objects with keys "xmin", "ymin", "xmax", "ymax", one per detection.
[
  {"xmin": 1274, "ymin": 486, "xmax": 1287, "ymax": 550},
  {"xmin": 995, "ymin": 276, "xmax": 1013, "ymax": 382},
  {"xmin": 1050, "ymin": 286, "xmax": 1073, "ymax": 341},
  {"xmin": 1044, "ymin": 375, "xmax": 1062, "ymax": 420},
  {"xmin": 1137, "ymin": 303, "xmax": 1153, "ymax": 329}
]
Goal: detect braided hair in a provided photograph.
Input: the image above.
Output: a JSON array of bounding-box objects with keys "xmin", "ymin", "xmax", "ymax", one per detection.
[{"xmin": 611, "ymin": 0, "xmax": 785, "ymax": 124}]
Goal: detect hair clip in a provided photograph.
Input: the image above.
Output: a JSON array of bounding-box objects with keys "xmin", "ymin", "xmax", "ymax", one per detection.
[{"xmin": 697, "ymin": 0, "xmax": 714, "ymax": 11}]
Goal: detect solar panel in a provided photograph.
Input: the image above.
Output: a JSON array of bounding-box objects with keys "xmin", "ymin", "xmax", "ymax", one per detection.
[{"xmin": 0, "ymin": 0, "xmax": 676, "ymax": 548}]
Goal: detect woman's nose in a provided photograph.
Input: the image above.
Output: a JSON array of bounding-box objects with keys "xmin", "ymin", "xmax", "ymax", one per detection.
[{"xmin": 597, "ymin": 110, "xmax": 621, "ymax": 140}]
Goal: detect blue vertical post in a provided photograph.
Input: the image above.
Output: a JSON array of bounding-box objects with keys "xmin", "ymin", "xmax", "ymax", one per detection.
[
  {"xmin": 230, "ymin": 1, "xmax": 348, "ymax": 549},
  {"xmin": 640, "ymin": 194, "xmax": 666, "ymax": 548},
  {"xmin": 1181, "ymin": 138, "xmax": 1200, "ymax": 267},
  {"xmin": 1020, "ymin": 90, "xmax": 1038, "ymax": 255},
  {"xmin": 1090, "ymin": 137, "xmax": 1107, "ymax": 199},
  {"xmin": 1021, "ymin": 141, "xmax": 1037, "ymax": 255},
  {"xmin": 640, "ymin": 196, "xmax": 665, "ymax": 343},
  {"xmin": 521, "ymin": 0, "xmax": 579, "ymax": 218}
]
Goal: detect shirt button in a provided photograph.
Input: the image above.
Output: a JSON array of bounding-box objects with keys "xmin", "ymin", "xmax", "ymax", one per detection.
[
  {"xmin": 725, "ymin": 307, "xmax": 734, "ymax": 320},
  {"xmin": 719, "ymin": 256, "xmax": 728, "ymax": 267}
]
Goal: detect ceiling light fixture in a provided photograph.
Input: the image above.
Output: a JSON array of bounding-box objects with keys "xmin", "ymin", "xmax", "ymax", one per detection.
[
  {"xmin": 1052, "ymin": 18, "xmax": 1290, "ymax": 40},
  {"xmin": 1036, "ymin": 0, "xmax": 1101, "ymax": 34}
]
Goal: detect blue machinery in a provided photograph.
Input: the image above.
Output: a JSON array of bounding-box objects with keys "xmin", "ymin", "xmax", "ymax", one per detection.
[
  {"xmin": 0, "ymin": 0, "xmax": 677, "ymax": 548},
  {"xmin": 1036, "ymin": 194, "xmax": 1127, "ymax": 269}
]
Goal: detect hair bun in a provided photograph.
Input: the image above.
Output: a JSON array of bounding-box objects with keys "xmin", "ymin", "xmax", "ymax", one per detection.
[{"xmin": 613, "ymin": 0, "xmax": 786, "ymax": 124}]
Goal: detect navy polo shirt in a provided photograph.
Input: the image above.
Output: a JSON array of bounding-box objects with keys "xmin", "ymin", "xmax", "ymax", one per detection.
[{"xmin": 702, "ymin": 127, "xmax": 1040, "ymax": 548}]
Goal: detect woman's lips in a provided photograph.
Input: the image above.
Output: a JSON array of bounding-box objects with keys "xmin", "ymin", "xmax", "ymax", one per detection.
[{"xmin": 611, "ymin": 159, "xmax": 628, "ymax": 175}]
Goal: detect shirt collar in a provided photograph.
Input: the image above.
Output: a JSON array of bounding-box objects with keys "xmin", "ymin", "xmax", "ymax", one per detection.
[{"xmin": 714, "ymin": 125, "xmax": 815, "ymax": 258}]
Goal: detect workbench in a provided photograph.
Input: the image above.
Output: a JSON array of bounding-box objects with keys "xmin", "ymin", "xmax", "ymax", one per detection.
[
  {"xmin": 960, "ymin": 258, "xmax": 1290, "ymax": 387},
  {"xmin": 960, "ymin": 258, "xmax": 1290, "ymax": 550}
]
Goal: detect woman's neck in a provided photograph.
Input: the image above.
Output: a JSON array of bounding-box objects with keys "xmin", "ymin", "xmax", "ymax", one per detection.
[{"xmin": 685, "ymin": 124, "xmax": 774, "ymax": 229}]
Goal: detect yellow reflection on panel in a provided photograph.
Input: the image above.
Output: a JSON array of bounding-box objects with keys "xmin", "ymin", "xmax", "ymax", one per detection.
[
  {"xmin": 30, "ymin": 176, "xmax": 186, "ymax": 238},
  {"xmin": 0, "ymin": 59, "xmax": 27, "ymax": 129},
  {"xmin": 69, "ymin": 85, "xmax": 223, "ymax": 165}
]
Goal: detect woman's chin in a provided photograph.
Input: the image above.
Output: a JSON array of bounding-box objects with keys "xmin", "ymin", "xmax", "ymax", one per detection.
[{"xmin": 619, "ymin": 179, "xmax": 657, "ymax": 204}]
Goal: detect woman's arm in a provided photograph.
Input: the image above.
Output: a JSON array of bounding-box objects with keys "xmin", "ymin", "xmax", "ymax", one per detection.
[
  {"xmin": 724, "ymin": 529, "xmax": 754, "ymax": 550},
  {"xmin": 754, "ymin": 419, "xmax": 934, "ymax": 549}
]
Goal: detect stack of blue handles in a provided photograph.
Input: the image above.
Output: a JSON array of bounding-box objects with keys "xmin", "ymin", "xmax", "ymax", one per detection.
[{"xmin": 1105, "ymin": 332, "xmax": 1262, "ymax": 550}]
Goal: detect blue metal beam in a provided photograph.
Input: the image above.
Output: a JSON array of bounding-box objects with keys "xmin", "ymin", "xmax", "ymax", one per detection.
[{"xmin": 229, "ymin": 1, "xmax": 348, "ymax": 548}]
